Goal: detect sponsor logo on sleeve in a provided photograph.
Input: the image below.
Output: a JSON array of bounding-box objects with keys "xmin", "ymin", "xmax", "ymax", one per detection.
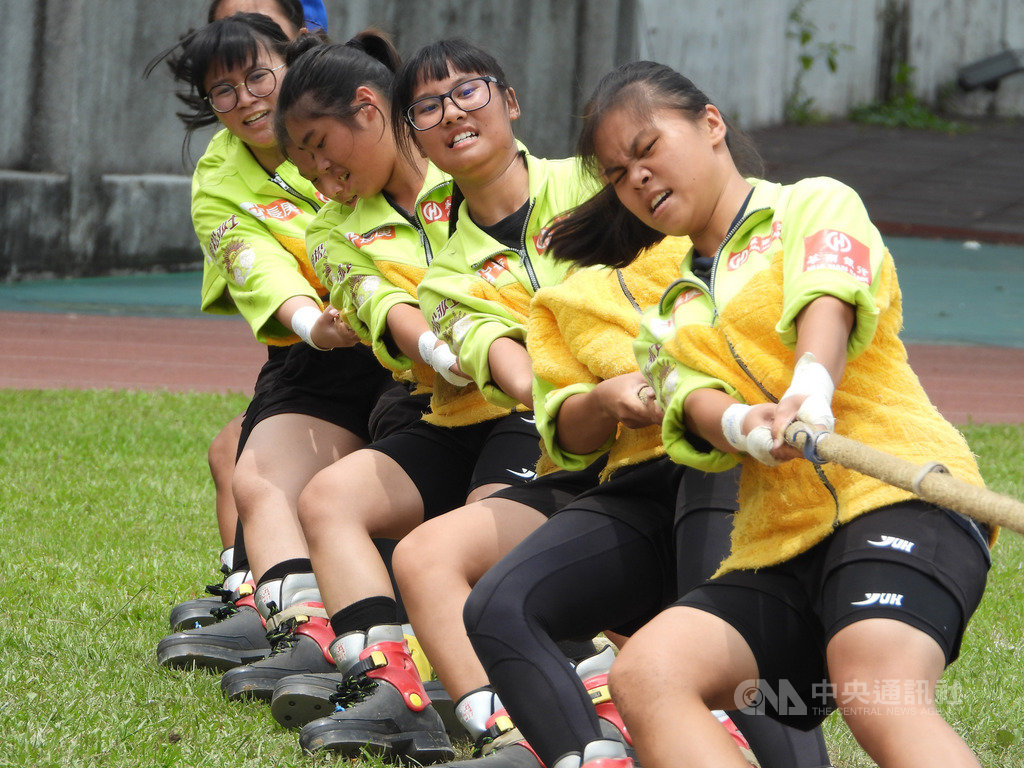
[
  {"xmin": 477, "ymin": 255, "xmax": 510, "ymax": 284},
  {"xmin": 309, "ymin": 241, "xmax": 327, "ymax": 269},
  {"xmin": 209, "ymin": 214, "xmax": 239, "ymax": 254},
  {"xmin": 239, "ymin": 199, "xmax": 302, "ymax": 222},
  {"xmin": 346, "ymin": 226, "xmax": 397, "ymax": 249},
  {"xmin": 222, "ymin": 238, "xmax": 256, "ymax": 286},
  {"xmin": 431, "ymin": 297, "xmax": 457, "ymax": 329},
  {"xmin": 802, "ymin": 229, "xmax": 871, "ymax": 284},
  {"xmin": 728, "ymin": 221, "xmax": 783, "ymax": 270},
  {"xmin": 420, "ymin": 196, "xmax": 452, "ymax": 223}
]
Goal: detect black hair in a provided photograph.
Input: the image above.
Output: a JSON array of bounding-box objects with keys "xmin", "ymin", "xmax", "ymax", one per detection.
[
  {"xmin": 548, "ymin": 60, "xmax": 764, "ymax": 269},
  {"xmin": 390, "ymin": 38, "xmax": 512, "ymax": 165},
  {"xmin": 146, "ymin": 13, "xmax": 291, "ymax": 164},
  {"xmin": 274, "ymin": 29, "xmax": 400, "ymax": 150},
  {"xmin": 207, "ymin": 0, "xmax": 304, "ymax": 32}
]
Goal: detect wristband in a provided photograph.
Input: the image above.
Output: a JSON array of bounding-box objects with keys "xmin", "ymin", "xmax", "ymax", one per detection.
[
  {"xmin": 721, "ymin": 402, "xmax": 780, "ymax": 466},
  {"xmin": 417, "ymin": 330, "xmax": 440, "ymax": 367},
  {"xmin": 782, "ymin": 353, "xmax": 836, "ymax": 432},
  {"xmin": 291, "ymin": 305, "xmax": 329, "ymax": 351},
  {"xmin": 721, "ymin": 403, "xmax": 752, "ymax": 452},
  {"xmin": 783, "ymin": 352, "xmax": 834, "ymax": 401}
]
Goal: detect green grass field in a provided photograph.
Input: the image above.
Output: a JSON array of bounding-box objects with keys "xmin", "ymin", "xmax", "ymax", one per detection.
[{"xmin": 1, "ymin": 389, "xmax": 1021, "ymax": 767}]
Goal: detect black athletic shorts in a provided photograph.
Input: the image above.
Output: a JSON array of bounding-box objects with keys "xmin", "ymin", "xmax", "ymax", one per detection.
[
  {"xmin": 367, "ymin": 381, "xmax": 432, "ymax": 443},
  {"xmin": 238, "ymin": 342, "xmax": 391, "ymax": 456},
  {"xmin": 486, "ymin": 455, "xmax": 608, "ymax": 517},
  {"xmin": 676, "ymin": 500, "xmax": 991, "ymax": 730},
  {"xmin": 368, "ymin": 411, "xmax": 542, "ymax": 519}
]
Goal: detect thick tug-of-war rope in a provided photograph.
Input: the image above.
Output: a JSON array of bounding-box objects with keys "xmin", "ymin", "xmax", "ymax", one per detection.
[{"xmin": 784, "ymin": 420, "xmax": 1024, "ymax": 535}]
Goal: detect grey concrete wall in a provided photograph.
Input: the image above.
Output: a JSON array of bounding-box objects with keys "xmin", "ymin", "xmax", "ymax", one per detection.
[
  {"xmin": 2, "ymin": 0, "xmax": 1021, "ymax": 279},
  {"xmin": 637, "ymin": 0, "xmax": 1024, "ymax": 127},
  {"xmin": 0, "ymin": 0, "xmax": 635, "ymax": 279}
]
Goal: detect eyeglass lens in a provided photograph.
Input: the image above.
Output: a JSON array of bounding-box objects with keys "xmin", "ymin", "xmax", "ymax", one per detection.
[
  {"xmin": 407, "ymin": 77, "xmax": 494, "ymax": 130},
  {"xmin": 208, "ymin": 67, "xmax": 278, "ymax": 113}
]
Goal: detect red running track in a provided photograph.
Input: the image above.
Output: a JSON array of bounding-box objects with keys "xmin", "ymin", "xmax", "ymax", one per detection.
[{"xmin": 0, "ymin": 311, "xmax": 1021, "ymax": 424}]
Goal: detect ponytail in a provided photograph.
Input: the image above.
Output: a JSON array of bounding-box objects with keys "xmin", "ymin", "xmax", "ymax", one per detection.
[{"xmin": 275, "ymin": 28, "xmax": 400, "ymax": 147}]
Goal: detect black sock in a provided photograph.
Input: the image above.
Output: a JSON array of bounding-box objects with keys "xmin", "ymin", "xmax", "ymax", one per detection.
[
  {"xmin": 329, "ymin": 596, "xmax": 399, "ymax": 636},
  {"xmin": 231, "ymin": 520, "xmax": 249, "ymax": 575},
  {"xmin": 257, "ymin": 558, "xmax": 314, "ymax": 588}
]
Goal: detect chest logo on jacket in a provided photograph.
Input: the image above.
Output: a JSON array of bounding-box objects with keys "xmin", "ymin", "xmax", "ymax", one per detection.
[
  {"xmin": 477, "ymin": 255, "xmax": 510, "ymax": 284},
  {"xmin": 728, "ymin": 221, "xmax": 783, "ymax": 271},
  {"xmin": 533, "ymin": 214, "xmax": 567, "ymax": 255},
  {"xmin": 240, "ymin": 199, "xmax": 302, "ymax": 222},
  {"xmin": 420, "ymin": 197, "xmax": 452, "ymax": 223},
  {"xmin": 346, "ymin": 227, "xmax": 397, "ymax": 249}
]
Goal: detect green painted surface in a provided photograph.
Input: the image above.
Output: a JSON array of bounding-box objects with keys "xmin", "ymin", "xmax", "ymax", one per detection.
[{"xmin": 0, "ymin": 237, "xmax": 1021, "ymax": 345}]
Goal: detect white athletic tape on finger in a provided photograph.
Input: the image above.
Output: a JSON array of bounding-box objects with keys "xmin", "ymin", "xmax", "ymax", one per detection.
[
  {"xmin": 745, "ymin": 425, "xmax": 781, "ymax": 466},
  {"xmin": 291, "ymin": 305, "xmax": 329, "ymax": 351},
  {"xmin": 796, "ymin": 393, "xmax": 835, "ymax": 432}
]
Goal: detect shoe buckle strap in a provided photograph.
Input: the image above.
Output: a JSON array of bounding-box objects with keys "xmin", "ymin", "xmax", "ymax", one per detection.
[{"xmin": 264, "ymin": 602, "xmax": 328, "ymax": 632}]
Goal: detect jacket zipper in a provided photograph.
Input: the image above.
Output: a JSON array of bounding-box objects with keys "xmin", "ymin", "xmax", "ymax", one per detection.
[
  {"xmin": 517, "ymin": 199, "xmax": 540, "ymax": 291},
  {"xmin": 708, "ymin": 206, "xmax": 841, "ymax": 524},
  {"xmin": 270, "ymin": 172, "xmax": 321, "ymax": 212}
]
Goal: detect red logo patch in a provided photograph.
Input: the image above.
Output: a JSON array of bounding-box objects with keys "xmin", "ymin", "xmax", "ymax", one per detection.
[
  {"xmin": 346, "ymin": 226, "xmax": 397, "ymax": 249},
  {"xmin": 728, "ymin": 221, "xmax": 782, "ymax": 270},
  {"xmin": 240, "ymin": 199, "xmax": 302, "ymax": 221},
  {"xmin": 533, "ymin": 214, "xmax": 568, "ymax": 254},
  {"xmin": 477, "ymin": 255, "xmax": 510, "ymax": 284},
  {"xmin": 420, "ymin": 196, "xmax": 452, "ymax": 224},
  {"xmin": 673, "ymin": 288, "xmax": 702, "ymax": 309},
  {"xmin": 802, "ymin": 229, "xmax": 871, "ymax": 284}
]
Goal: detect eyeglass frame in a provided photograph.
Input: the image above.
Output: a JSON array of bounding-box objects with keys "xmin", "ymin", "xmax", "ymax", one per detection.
[
  {"xmin": 205, "ymin": 63, "xmax": 286, "ymax": 114},
  {"xmin": 404, "ymin": 75, "xmax": 501, "ymax": 131}
]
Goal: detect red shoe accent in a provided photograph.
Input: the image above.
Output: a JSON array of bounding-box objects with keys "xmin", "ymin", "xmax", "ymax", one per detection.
[
  {"xmin": 478, "ymin": 709, "xmax": 545, "ymax": 766},
  {"xmin": 582, "ymin": 673, "xmax": 631, "ymax": 746},
  {"xmin": 581, "ymin": 758, "xmax": 633, "ymax": 768},
  {"xmin": 234, "ymin": 583, "xmax": 266, "ymax": 628},
  {"xmin": 717, "ymin": 712, "xmax": 752, "ymax": 752},
  {"xmin": 361, "ymin": 640, "xmax": 432, "ymax": 712},
  {"xmin": 290, "ymin": 607, "xmax": 335, "ymax": 665}
]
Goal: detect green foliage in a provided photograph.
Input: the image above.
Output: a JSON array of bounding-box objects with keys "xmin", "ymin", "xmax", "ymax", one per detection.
[
  {"xmin": 0, "ymin": 391, "xmax": 1022, "ymax": 766},
  {"xmin": 785, "ymin": 0, "xmax": 850, "ymax": 124},
  {"xmin": 850, "ymin": 63, "xmax": 966, "ymax": 132}
]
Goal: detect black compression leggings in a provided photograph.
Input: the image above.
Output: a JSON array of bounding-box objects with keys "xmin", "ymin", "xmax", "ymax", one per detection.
[
  {"xmin": 675, "ymin": 510, "xmax": 832, "ymax": 768},
  {"xmin": 465, "ymin": 509, "xmax": 663, "ymax": 764},
  {"xmin": 465, "ymin": 507, "xmax": 830, "ymax": 768}
]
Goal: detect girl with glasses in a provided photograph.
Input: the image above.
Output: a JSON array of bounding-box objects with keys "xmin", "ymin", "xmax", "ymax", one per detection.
[
  {"xmin": 153, "ymin": 15, "xmax": 401, "ymax": 698},
  {"xmin": 168, "ymin": 0, "xmax": 316, "ymax": 636},
  {"xmin": 560, "ymin": 60, "xmax": 993, "ymax": 768},
  {"xmin": 264, "ymin": 34, "xmax": 617, "ymax": 762}
]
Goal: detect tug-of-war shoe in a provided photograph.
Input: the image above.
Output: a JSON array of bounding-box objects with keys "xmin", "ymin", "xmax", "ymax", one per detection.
[
  {"xmin": 299, "ymin": 624, "xmax": 454, "ymax": 763},
  {"xmin": 270, "ymin": 624, "xmax": 455, "ymax": 730},
  {"xmin": 167, "ymin": 549, "xmax": 241, "ymax": 631},
  {"xmin": 220, "ymin": 572, "xmax": 334, "ymax": 702},
  {"xmin": 157, "ymin": 582, "xmax": 269, "ymax": 671},
  {"xmin": 272, "ymin": 672, "xmax": 456, "ymax": 731}
]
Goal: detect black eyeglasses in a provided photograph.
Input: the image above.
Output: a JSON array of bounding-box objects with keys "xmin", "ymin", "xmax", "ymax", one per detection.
[
  {"xmin": 206, "ymin": 64, "xmax": 285, "ymax": 114},
  {"xmin": 405, "ymin": 76, "xmax": 499, "ymax": 131}
]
